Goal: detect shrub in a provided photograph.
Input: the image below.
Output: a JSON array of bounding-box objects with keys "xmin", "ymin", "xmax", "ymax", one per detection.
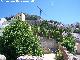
[
  {"xmin": 55, "ymin": 49, "xmax": 64, "ymax": 60},
  {"xmin": 0, "ymin": 20, "xmax": 43, "ymax": 60},
  {"xmin": 61, "ymin": 33, "xmax": 75, "ymax": 54}
]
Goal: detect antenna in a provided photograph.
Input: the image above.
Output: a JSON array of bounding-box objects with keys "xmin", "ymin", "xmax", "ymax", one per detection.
[{"xmin": 37, "ymin": 6, "xmax": 43, "ymax": 16}]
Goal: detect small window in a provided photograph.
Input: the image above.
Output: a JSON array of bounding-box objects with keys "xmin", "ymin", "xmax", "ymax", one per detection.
[{"xmin": 20, "ymin": 15, "xmax": 21, "ymax": 16}]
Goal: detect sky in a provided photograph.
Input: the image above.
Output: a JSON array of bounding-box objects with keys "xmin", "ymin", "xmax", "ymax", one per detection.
[{"xmin": 0, "ymin": 0, "xmax": 80, "ymax": 24}]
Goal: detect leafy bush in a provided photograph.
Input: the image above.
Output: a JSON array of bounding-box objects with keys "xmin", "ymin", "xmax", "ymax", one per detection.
[
  {"xmin": 0, "ymin": 20, "xmax": 43, "ymax": 60},
  {"xmin": 61, "ymin": 33, "xmax": 75, "ymax": 54},
  {"xmin": 55, "ymin": 49, "xmax": 64, "ymax": 60}
]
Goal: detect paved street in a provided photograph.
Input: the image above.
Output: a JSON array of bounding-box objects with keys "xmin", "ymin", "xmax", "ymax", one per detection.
[
  {"xmin": 76, "ymin": 55, "xmax": 80, "ymax": 60},
  {"xmin": 43, "ymin": 53, "xmax": 55, "ymax": 60}
]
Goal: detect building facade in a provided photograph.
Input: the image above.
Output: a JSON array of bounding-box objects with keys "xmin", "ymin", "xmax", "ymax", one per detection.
[{"xmin": 14, "ymin": 13, "xmax": 25, "ymax": 21}]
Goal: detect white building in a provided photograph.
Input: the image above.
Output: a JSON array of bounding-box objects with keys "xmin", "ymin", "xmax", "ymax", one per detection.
[{"xmin": 14, "ymin": 13, "xmax": 25, "ymax": 21}]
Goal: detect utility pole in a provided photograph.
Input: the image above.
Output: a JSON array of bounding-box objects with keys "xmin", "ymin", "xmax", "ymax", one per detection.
[{"xmin": 37, "ymin": 6, "xmax": 43, "ymax": 17}]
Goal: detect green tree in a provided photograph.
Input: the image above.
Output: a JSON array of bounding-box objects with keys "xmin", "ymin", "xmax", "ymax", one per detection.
[{"xmin": 0, "ymin": 20, "xmax": 43, "ymax": 60}]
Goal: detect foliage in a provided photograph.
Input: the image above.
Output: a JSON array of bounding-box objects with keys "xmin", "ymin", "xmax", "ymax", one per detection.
[
  {"xmin": 73, "ymin": 28, "xmax": 80, "ymax": 33},
  {"xmin": 31, "ymin": 24, "xmax": 40, "ymax": 35},
  {"xmin": 0, "ymin": 20, "xmax": 43, "ymax": 60},
  {"xmin": 55, "ymin": 49, "xmax": 64, "ymax": 60},
  {"xmin": 61, "ymin": 33, "xmax": 75, "ymax": 54},
  {"xmin": 25, "ymin": 14, "xmax": 41, "ymax": 20},
  {"xmin": 52, "ymin": 28, "xmax": 64, "ymax": 42},
  {"xmin": 31, "ymin": 20, "xmax": 75, "ymax": 55},
  {"xmin": 31, "ymin": 20, "xmax": 64, "ymax": 42},
  {"xmin": 64, "ymin": 27, "xmax": 72, "ymax": 33},
  {"xmin": 40, "ymin": 20, "xmax": 64, "ymax": 42}
]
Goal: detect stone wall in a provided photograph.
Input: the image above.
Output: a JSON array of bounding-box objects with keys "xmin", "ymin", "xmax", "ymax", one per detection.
[
  {"xmin": 39, "ymin": 37, "xmax": 57, "ymax": 53},
  {"xmin": 40, "ymin": 37, "xmax": 57, "ymax": 48}
]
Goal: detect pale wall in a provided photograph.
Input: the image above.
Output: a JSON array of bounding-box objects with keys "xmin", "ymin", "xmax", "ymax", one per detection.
[
  {"xmin": 21, "ymin": 13, "xmax": 25, "ymax": 21},
  {"xmin": 40, "ymin": 37, "xmax": 57, "ymax": 49},
  {"xmin": 76, "ymin": 42, "xmax": 80, "ymax": 54}
]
